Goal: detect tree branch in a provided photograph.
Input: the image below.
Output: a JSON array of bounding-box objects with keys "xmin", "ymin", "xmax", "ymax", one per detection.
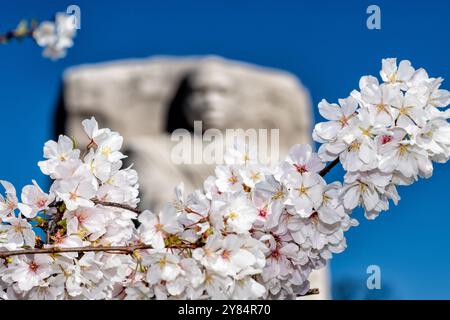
[
  {"xmin": 92, "ymin": 199, "xmax": 141, "ymax": 214},
  {"xmin": 0, "ymin": 243, "xmax": 199, "ymax": 259},
  {"xmin": 319, "ymin": 157, "xmax": 340, "ymax": 177},
  {"xmin": 0, "ymin": 23, "xmax": 36, "ymax": 44},
  {"xmin": 300, "ymin": 288, "xmax": 320, "ymax": 297}
]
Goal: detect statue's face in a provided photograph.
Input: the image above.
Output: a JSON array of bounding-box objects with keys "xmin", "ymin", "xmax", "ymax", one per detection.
[{"xmin": 183, "ymin": 66, "xmax": 235, "ymax": 129}]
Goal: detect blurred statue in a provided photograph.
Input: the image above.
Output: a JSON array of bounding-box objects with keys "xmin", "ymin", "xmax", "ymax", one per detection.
[
  {"xmin": 57, "ymin": 55, "xmax": 330, "ymax": 299},
  {"xmin": 59, "ymin": 56, "xmax": 312, "ymax": 210},
  {"xmin": 182, "ymin": 63, "xmax": 236, "ymax": 130}
]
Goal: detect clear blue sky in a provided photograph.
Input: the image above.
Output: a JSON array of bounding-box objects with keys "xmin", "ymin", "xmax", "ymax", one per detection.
[{"xmin": 1, "ymin": 0, "xmax": 449, "ymax": 299}]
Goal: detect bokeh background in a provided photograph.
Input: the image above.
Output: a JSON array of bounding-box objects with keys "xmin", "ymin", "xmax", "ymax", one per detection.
[{"xmin": 1, "ymin": 0, "xmax": 449, "ymax": 299}]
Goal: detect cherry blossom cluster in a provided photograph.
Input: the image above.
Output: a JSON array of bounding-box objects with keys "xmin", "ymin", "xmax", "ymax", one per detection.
[
  {"xmin": 0, "ymin": 58, "xmax": 448, "ymax": 300},
  {"xmin": 0, "ymin": 119, "xmax": 139, "ymax": 299},
  {"xmin": 314, "ymin": 58, "xmax": 450, "ymax": 219},
  {"xmin": 32, "ymin": 12, "xmax": 77, "ymax": 60}
]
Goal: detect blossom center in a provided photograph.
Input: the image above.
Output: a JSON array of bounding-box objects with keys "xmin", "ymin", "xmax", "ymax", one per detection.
[
  {"xmin": 399, "ymin": 106, "xmax": 410, "ymax": 115},
  {"xmin": 398, "ymin": 144, "xmax": 409, "ymax": 156},
  {"xmin": 69, "ymin": 192, "xmax": 78, "ymax": 201},
  {"xmin": 251, "ymin": 171, "xmax": 261, "ymax": 181},
  {"xmin": 258, "ymin": 208, "xmax": 268, "ymax": 218},
  {"xmin": 272, "ymin": 191, "xmax": 284, "ymax": 200},
  {"xmin": 221, "ymin": 250, "xmax": 231, "ymax": 260},
  {"xmin": 297, "ymin": 184, "xmax": 309, "ymax": 195},
  {"xmin": 309, "ymin": 212, "xmax": 319, "ymax": 224},
  {"xmin": 380, "ymin": 135, "xmax": 393, "ymax": 144},
  {"xmin": 28, "ymin": 262, "xmax": 39, "ymax": 273},
  {"xmin": 101, "ymin": 147, "xmax": 112, "ymax": 157},
  {"xmin": 13, "ymin": 224, "xmax": 24, "ymax": 233},
  {"xmin": 349, "ymin": 141, "xmax": 361, "ymax": 151},
  {"xmin": 228, "ymin": 175, "xmax": 238, "ymax": 185},
  {"xmin": 339, "ymin": 116, "xmax": 349, "ymax": 127},
  {"xmin": 376, "ymin": 103, "xmax": 389, "ymax": 114},
  {"xmin": 294, "ymin": 164, "xmax": 308, "ymax": 173},
  {"xmin": 228, "ymin": 212, "xmax": 238, "ymax": 220},
  {"xmin": 270, "ymin": 249, "xmax": 280, "ymax": 260}
]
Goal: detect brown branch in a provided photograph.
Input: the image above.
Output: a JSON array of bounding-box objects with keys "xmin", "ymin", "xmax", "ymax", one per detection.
[
  {"xmin": 319, "ymin": 157, "xmax": 340, "ymax": 177},
  {"xmin": 300, "ymin": 288, "xmax": 320, "ymax": 297},
  {"xmin": 92, "ymin": 199, "xmax": 141, "ymax": 214},
  {"xmin": 0, "ymin": 243, "xmax": 199, "ymax": 259},
  {"xmin": 0, "ymin": 23, "xmax": 36, "ymax": 44}
]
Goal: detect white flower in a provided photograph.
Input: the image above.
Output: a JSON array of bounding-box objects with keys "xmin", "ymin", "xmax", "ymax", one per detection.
[
  {"xmin": 20, "ymin": 180, "xmax": 54, "ymax": 218},
  {"xmin": 145, "ymin": 252, "xmax": 182, "ymax": 285},
  {"xmin": 281, "ymin": 144, "xmax": 325, "ymax": 175},
  {"xmin": 33, "ymin": 13, "xmax": 77, "ymax": 60},
  {"xmin": 38, "ymin": 135, "xmax": 80, "ymax": 177},
  {"xmin": 390, "ymin": 87, "xmax": 428, "ymax": 129},
  {"xmin": 284, "ymin": 172, "xmax": 325, "ymax": 217},
  {"xmin": 33, "ymin": 21, "xmax": 57, "ymax": 47},
  {"xmin": 215, "ymin": 165, "xmax": 243, "ymax": 193},
  {"xmin": 423, "ymin": 77, "xmax": 450, "ymax": 109},
  {"xmin": 230, "ymin": 276, "xmax": 266, "ymax": 299},
  {"xmin": 224, "ymin": 142, "xmax": 258, "ymax": 165},
  {"xmin": 4, "ymin": 217, "xmax": 36, "ymax": 248},
  {"xmin": 201, "ymin": 271, "xmax": 233, "ymax": 299},
  {"xmin": 164, "ymin": 258, "xmax": 204, "ymax": 297},
  {"xmin": 221, "ymin": 194, "xmax": 257, "ymax": 234},
  {"xmin": 0, "ymin": 180, "xmax": 21, "ymax": 217},
  {"xmin": 8, "ymin": 255, "xmax": 53, "ymax": 292},
  {"xmin": 417, "ymin": 119, "xmax": 450, "ymax": 162},
  {"xmin": 340, "ymin": 170, "xmax": 391, "ymax": 216},
  {"xmin": 253, "ymin": 175, "xmax": 287, "ymax": 228},
  {"xmin": 380, "ymin": 58, "xmax": 415, "ymax": 89},
  {"xmin": 239, "ymin": 164, "xmax": 266, "ymax": 189},
  {"xmin": 313, "ymin": 96, "xmax": 358, "ymax": 142},
  {"xmin": 138, "ymin": 205, "xmax": 182, "ymax": 249},
  {"xmin": 26, "ymin": 274, "xmax": 65, "ymax": 300},
  {"xmin": 96, "ymin": 131, "xmax": 126, "ymax": 163},
  {"xmin": 317, "ymin": 182, "xmax": 346, "ymax": 225},
  {"xmin": 208, "ymin": 235, "xmax": 258, "ymax": 277},
  {"xmin": 379, "ymin": 128, "xmax": 433, "ymax": 179},
  {"xmin": 55, "ymin": 177, "xmax": 97, "ymax": 211},
  {"xmin": 338, "ymin": 109, "xmax": 384, "ymax": 172},
  {"xmin": 354, "ymin": 76, "xmax": 397, "ymax": 126},
  {"xmin": 83, "ymin": 149, "xmax": 113, "ymax": 183},
  {"xmin": 65, "ymin": 207, "xmax": 107, "ymax": 240}
]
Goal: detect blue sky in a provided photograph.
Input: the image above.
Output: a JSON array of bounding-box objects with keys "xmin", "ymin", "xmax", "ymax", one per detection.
[{"xmin": 0, "ymin": 0, "xmax": 449, "ymax": 299}]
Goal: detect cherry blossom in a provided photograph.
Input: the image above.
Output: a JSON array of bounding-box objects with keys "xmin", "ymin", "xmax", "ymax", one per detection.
[
  {"xmin": 33, "ymin": 12, "xmax": 77, "ymax": 60},
  {"xmin": 0, "ymin": 58, "xmax": 447, "ymax": 300}
]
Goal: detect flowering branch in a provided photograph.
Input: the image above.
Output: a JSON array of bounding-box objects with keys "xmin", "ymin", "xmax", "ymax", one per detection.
[
  {"xmin": 0, "ymin": 20, "xmax": 36, "ymax": 44},
  {"xmin": 0, "ymin": 58, "xmax": 447, "ymax": 300},
  {"xmin": 0, "ymin": 243, "xmax": 199, "ymax": 259},
  {"xmin": 0, "ymin": 13, "xmax": 77, "ymax": 60}
]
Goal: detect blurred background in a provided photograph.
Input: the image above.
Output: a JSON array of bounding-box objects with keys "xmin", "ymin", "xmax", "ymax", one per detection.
[{"xmin": 1, "ymin": 0, "xmax": 449, "ymax": 299}]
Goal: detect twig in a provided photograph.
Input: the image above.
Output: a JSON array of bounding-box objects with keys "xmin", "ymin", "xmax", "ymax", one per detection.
[
  {"xmin": 319, "ymin": 157, "xmax": 340, "ymax": 177},
  {"xmin": 0, "ymin": 243, "xmax": 199, "ymax": 259},
  {"xmin": 0, "ymin": 24, "xmax": 36, "ymax": 44},
  {"xmin": 92, "ymin": 199, "xmax": 141, "ymax": 214},
  {"xmin": 300, "ymin": 288, "xmax": 320, "ymax": 297}
]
